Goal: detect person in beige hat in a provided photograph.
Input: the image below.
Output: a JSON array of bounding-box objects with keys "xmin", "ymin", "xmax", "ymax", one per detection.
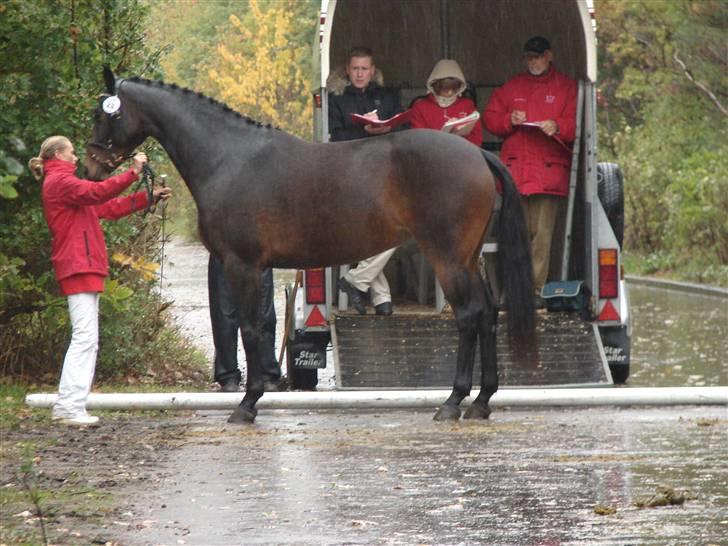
[{"xmin": 410, "ymin": 59, "xmax": 482, "ymax": 147}]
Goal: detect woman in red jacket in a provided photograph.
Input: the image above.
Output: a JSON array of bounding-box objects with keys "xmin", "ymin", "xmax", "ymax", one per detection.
[
  {"xmin": 29, "ymin": 136, "xmax": 171, "ymax": 425},
  {"xmin": 409, "ymin": 59, "xmax": 482, "ymax": 147}
]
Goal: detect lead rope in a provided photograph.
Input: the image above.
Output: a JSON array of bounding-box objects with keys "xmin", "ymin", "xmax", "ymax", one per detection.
[{"xmin": 137, "ymin": 163, "xmax": 167, "ymax": 300}]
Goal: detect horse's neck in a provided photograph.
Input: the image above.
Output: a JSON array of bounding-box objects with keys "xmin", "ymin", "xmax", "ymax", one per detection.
[{"xmin": 130, "ymin": 84, "xmax": 260, "ymax": 204}]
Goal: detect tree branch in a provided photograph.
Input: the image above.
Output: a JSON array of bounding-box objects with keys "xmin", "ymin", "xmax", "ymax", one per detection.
[{"xmin": 673, "ymin": 50, "xmax": 728, "ymax": 117}]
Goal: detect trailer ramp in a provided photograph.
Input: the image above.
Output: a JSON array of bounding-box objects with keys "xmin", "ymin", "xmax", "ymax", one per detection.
[{"xmin": 333, "ymin": 310, "xmax": 612, "ymax": 389}]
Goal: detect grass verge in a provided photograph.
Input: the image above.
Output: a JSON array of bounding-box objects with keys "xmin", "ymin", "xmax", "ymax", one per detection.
[{"xmin": 623, "ymin": 251, "xmax": 728, "ymax": 288}]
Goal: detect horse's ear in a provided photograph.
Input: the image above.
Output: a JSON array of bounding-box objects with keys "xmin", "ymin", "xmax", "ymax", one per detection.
[{"xmin": 103, "ymin": 65, "xmax": 116, "ymax": 95}]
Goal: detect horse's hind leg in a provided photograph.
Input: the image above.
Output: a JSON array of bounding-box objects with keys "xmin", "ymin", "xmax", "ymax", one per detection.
[
  {"xmin": 464, "ymin": 276, "xmax": 499, "ymax": 419},
  {"xmin": 433, "ymin": 267, "xmax": 484, "ymax": 421},
  {"xmin": 223, "ymin": 260, "xmax": 265, "ymax": 424}
]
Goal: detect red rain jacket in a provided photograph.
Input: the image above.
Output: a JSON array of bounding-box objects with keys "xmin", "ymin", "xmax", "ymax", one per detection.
[
  {"xmin": 483, "ymin": 65, "xmax": 577, "ymax": 196},
  {"xmin": 410, "ymin": 94, "xmax": 483, "ymax": 147},
  {"xmin": 41, "ymin": 159, "xmax": 149, "ymax": 283}
]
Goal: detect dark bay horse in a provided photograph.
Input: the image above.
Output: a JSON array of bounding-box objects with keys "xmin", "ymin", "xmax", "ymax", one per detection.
[{"xmin": 85, "ymin": 68, "xmax": 535, "ymax": 423}]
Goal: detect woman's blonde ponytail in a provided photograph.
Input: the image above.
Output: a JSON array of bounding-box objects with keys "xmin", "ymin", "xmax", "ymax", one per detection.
[
  {"xmin": 28, "ymin": 136, "xmax": 71, "ymax": 181},
  {"xmin": 28, "ymin": 157, "xmax": 44, "ymax": 181}
]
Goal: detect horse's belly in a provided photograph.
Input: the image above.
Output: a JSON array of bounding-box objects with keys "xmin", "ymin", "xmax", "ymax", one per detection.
[{"xmin": 267, "ymin": 228, "xmax": 407, "ymax": 269}]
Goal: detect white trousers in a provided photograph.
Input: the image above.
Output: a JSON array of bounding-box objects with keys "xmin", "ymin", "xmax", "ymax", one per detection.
[
  {"xmin": 53, "ymin": 292, "xmax": 100, "ymax": 418},
  {"xmin": 344, "ymin": 248, "xmax": 396, "ymax": 306}
]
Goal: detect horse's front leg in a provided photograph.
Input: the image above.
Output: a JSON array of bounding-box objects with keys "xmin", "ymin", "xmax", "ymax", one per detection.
[
  {"xmin": 434, "ymin": 271, "xmax": 481, "ymax": 421},
  {"xmin": 464, "ymin": 278, "xmax": 499, "ymax": 420},
  {"xmin": 224, "ymin": 261, "xmax": 265, "ymax": 424}
]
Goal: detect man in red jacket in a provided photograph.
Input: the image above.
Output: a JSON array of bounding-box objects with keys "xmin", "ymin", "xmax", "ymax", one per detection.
[{"xmin": 483, "ymin": 36, "xmax": 577, "ymax": 304}]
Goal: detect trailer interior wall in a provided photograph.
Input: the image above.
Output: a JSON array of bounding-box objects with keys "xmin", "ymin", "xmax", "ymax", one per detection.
[{"xmin": 327, "ymin": 0, "xmax": 593, "ymax": 89}]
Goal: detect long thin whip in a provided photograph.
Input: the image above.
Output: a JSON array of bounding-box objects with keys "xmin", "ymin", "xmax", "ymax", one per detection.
[{"xmin": 157, "ymin": 174, "xmax": 167, "ymax": 301}]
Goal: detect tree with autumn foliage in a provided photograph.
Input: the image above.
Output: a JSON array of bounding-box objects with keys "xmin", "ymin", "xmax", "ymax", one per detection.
[{"xmin": 204, "ymin": 0, "xmax": 318, "ymax": 138}]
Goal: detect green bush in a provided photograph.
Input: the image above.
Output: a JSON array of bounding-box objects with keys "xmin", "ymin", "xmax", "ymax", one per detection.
[{"xmin": 0, "ymin": 1, "xmax": 209, "ymax": 387}]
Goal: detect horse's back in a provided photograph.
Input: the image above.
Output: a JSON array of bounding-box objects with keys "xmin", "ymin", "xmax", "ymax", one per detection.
[{"xmin": 321, "ymin": 130, "xmax": 493, "ymax": 207}]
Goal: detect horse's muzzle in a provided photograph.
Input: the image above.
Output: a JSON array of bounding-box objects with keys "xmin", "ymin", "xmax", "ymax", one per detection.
[{"xmin": 83, "ymin": 154, "xmax": 114, "ymax": 181}]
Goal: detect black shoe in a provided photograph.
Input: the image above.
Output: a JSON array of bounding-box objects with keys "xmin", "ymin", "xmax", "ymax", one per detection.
[
  {"xmin": 264, "ymin": 376, "xmax": 288, "ymax": 392},
  {"xmin": 338, "ymin": 277, "xmax": 367, "ymax": 315},
  {"xmin": 220, "ymin": 378, "xmax": 240, "ymax": 393},
  {"xmin": 375, "ymin": 301, "xmax": 393, "ymax": 316},
  {"xmin": 534, "ymin": 295, "xmax": 546, "ymax": 310}
]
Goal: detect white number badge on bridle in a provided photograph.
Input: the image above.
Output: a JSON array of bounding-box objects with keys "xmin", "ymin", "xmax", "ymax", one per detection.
[{"xmin": 102, "ymin": 95, "xmax": 121, "ymax": 116}]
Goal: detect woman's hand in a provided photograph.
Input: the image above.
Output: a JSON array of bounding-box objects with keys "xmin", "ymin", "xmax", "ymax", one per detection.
[
  {"xmin": 131, "ymin": 153, "xmax": 148, "ymax": 175},
  {"xmin": 153, "ymin": 186, "xmax": 172, "ymax": 203}
]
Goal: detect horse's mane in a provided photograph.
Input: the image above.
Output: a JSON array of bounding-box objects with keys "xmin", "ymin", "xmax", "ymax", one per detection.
[{"xmin": 127, "ymin": 77, "xmax": 276, "ymax": 130}]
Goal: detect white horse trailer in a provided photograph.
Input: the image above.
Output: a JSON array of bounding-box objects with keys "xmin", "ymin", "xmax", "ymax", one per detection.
[{"xmin": 285, "ymin": 0, "xmax": 630, "ymax": 390}]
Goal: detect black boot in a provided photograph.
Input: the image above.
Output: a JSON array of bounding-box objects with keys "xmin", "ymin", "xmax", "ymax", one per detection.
[
  {"xmin": 375, "ymin": 301, "xmax": 393, "ymax": 316},
  {"xmin": 219, "ymin": 378, "xmax": 240, "ymax": 392},
  {"xmin": 338, "ymin": 277, "xmax": 367, "ymax": 314}
]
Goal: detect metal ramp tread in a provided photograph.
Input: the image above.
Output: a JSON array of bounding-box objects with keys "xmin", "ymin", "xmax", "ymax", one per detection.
[{"xmin": 333, "ymin": 311, "xmax": 611, "ymax": 389}]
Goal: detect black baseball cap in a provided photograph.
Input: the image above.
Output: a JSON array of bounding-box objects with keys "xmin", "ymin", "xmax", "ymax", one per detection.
[{"xmin": 524, "ymin": 36, "xmax": 551, "ymax": 54}]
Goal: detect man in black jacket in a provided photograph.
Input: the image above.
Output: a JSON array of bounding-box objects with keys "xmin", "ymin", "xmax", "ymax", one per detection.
[{"xmin": 328, "ymin": 46, "xmax": 404, "ymax": 316}]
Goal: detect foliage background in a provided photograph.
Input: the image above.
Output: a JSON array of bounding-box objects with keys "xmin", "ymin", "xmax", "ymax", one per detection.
[
  {"xmin": 0, "ymin": 0, "xmax": 207, "ymax": 385},
  {"xmin": 596, "ymin": 0, "xmax": 727, "ymax": 283},
  {"xmin": 145, "ymin": 0, "xmax": 318, "ymax": 237},
  {"xmin": 0, "ymin": 0, "xmax": 725, "ymax": 384}
]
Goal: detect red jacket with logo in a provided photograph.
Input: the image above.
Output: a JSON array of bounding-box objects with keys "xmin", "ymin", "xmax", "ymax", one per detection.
[
  {"xmin": 483, "ymin": 65, "xmax": 577, "ymax": 196},
  {"xmin": 41, "ymin": 159, "xmax": 149, "ymax": 283},
  {"xmin": 410, "ymin": 94, "xmax": 483, "ymax": 147}
]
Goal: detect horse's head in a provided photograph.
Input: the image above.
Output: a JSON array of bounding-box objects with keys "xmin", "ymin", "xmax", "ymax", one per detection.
[{"xmin": 84, "ymin": 66, "xmax": 146, "ymax": 180}]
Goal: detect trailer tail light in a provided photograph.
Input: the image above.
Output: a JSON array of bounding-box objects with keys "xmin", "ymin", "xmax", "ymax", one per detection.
[
  {"xmin": 305, "ymin": 268, "xmax": 326, "ymax": 304},
  {"xmin": 598, "ymin": 249, "xmax": 618, "ymax": 299}
]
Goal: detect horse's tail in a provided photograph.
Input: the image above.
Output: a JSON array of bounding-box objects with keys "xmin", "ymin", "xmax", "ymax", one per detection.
[{"xmin": 480, "ymin": 149, "xmax": 535, "ymax": 338}]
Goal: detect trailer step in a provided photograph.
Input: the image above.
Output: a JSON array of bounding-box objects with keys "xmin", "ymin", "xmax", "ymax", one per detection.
[{"xmin": 332, "ymin": 311, "xmax": 611, "ymax": 389}]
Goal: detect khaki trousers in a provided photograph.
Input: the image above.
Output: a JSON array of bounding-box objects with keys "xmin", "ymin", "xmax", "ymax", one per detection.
[
  {"xmin": 521, "ymin": 194, "xmax": 562, "ymax": 293},
  {"xmin": 344, "ymin": 248, "xmax": 396, "ymax": 306}
]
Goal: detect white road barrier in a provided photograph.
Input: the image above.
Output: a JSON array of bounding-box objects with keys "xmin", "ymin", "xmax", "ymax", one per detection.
[{"xmin": 25, "ymin": 386, "xmax": 728, "ymax": 411}]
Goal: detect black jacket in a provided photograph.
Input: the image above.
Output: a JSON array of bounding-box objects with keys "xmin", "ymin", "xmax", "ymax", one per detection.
[{"xmin": 328, "ymin": 82, "xmax": 404, "ymax": 142}]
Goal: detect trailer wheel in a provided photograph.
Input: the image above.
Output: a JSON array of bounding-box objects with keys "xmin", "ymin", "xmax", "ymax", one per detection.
[{"xmin": 596, "ymin": 162, "xmax": 625, "ymax": 247}]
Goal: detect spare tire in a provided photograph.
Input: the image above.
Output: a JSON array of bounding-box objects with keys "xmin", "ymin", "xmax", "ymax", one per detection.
[{"xmin": 596, "ymin": 162, "xmax": 625, "ymax": 247}]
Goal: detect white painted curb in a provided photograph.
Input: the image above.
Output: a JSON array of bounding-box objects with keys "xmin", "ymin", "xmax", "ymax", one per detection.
[{"xmin": 25, "ymin": 387, "xmax": 727, "ymax": 411}]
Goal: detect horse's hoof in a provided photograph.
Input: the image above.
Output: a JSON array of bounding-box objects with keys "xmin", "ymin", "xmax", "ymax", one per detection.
[
  {"xmin": 227, "ymin": 406, "xmax": 257, "ymax": 424},
  {"xmin": 433, "ymin": 404, "xmax": 461, "ymax": 421},
  {"xmin": 464, "ymin": 403, "xmax": 491, "ymax": 420}
]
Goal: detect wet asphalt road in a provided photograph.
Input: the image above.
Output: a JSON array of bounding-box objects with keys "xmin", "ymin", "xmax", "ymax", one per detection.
[
  {"xmin": 120, "ymin": 239, "xmax": 727, "ymax": 545},
  {"xmin": 120, "ymin": 406, "xmax": 727, "ymax": 546}
]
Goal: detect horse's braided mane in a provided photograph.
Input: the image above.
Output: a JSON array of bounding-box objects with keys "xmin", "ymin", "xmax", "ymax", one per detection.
[{"xmin": 127, "ymin": 76, "xmax": 275, "ymax": 130}]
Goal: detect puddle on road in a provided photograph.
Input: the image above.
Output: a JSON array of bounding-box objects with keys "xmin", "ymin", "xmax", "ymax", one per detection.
[{"xmin": 629, "ymin": 284, "xmax": 727, "ymax": 386}]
